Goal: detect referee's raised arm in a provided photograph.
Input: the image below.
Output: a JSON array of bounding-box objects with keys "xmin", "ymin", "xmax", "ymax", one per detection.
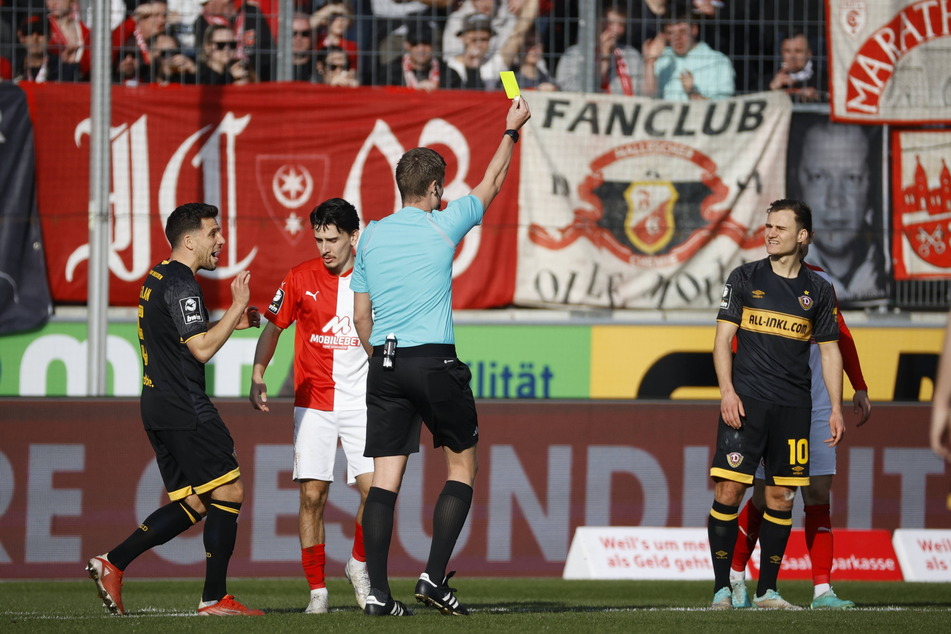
[{"xmin": 469, "ymin": 97, "xmax": 532, "ymax": 213}]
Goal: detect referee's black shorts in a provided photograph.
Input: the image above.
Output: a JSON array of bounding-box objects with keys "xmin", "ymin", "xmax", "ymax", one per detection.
[
  {"xmin": 365, "ymin": 344, "xmax": 479, "ymax": 457},
  {"xmin": 146, "ymin": 416, "xmax": 241, "ymax": 501}
]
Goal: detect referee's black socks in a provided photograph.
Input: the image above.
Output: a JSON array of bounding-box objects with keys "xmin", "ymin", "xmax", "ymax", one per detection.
[
  {"xmin": 707, "ymin": 500, "xmax": 739, "ymax": 591},
  {"xmin": 363, "ymin": 487, "xmax": 398, "ymax": 596},
  {"xmin": 425, "ymin": 480, "xmax": 473, "ymax": 584},
  {"xmin": 108, "ymin": 501, "xmax": 201, "ymax": 571}
]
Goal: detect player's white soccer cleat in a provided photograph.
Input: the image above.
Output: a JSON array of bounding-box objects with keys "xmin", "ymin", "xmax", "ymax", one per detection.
[
  {"xmin": 86, "ymin": 554, "xmax": 125, "ymax": 616},
  {"xmin": 304, "ymin": 587, "xmax": 329, "ymax": 614},
  {"xmin": 711, "ymin": 587, "xmax": 733, "ymax": 610},
  {"xmin": 731, "ymin": 579, "xmax": 753, "ymax": 608},
  {"xmin": 811, "ymin": 588, "xmax": 855, "ymax": 609},
  {"xmin": 753, "ymin": 589, "xmax": 802, "ymax": 610},
  {"xmin": 344, "ymin": 557, "xmax": 370, "ymax": 609}
]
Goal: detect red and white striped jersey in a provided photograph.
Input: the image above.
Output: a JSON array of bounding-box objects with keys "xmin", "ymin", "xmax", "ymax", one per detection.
[{"xmin": 266, "ymin": 259, "xmax": 366, "ymax": 411}]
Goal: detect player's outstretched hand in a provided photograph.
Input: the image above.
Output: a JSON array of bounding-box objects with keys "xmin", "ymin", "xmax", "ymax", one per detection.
[
  {"xmin": 506, "ymin": 96, "xmax": 531, "ymax": 132},
  {"xmin": 853, "ymin": 389, "xmax": 871, "ymax": 427}
]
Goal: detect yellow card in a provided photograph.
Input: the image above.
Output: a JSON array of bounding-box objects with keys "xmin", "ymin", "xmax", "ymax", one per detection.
[{"xmin": 500, "ymin": 71, "xmax": 521, "ymax": 100}]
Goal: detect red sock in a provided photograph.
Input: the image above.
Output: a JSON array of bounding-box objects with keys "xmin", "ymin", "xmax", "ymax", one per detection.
[
  {"xmin": 804, "ymin": 504, "xmax": 833, "ymax": 586},
  {"xmin": 301, "ymin": 544, "xmax": 326, "ymax": 590},
  {"xmin": 732, "ymin": 498, "xmax": 764, "ymax": 573},
  {"xmin": 352, "ymin": 521, "xmax": 366, "ymax": 563}
]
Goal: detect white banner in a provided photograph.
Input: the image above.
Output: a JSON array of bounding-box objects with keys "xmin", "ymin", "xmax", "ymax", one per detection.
[
  {"xmin": 829, "ymin": 0, "xmax": 951, "ymax": 123},
  {"xmin": 514, "ymin": 91, "xmax": 790, "ymax": 310}
]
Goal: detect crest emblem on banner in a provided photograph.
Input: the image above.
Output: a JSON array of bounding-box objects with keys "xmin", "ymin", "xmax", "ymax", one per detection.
[
  {"xmin": 839, "ymin": 0, "xmax": 866, "ymax": 39},
  {"xmin": 529, "ymin": 140, "xmax": 731, "ymax": 266},
  {"xmin": 255, "ymin": 155, "xmax": 330, "ymax": 245},
  {"xmin": 622, "ymin": 182, "xmax": 676, "ymax": 255},
  {"xmin": 898, "ymin": 156, "xmax": 951, "ymax": 269}
]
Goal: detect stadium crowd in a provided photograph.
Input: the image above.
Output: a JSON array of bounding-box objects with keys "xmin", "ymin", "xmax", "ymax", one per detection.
[{"xmin": 0, "ymin": 0, "xmax": 827, "ymax": 99}]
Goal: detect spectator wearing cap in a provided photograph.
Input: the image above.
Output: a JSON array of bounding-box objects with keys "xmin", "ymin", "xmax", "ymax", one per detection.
[
  {"xmin": 380, "ymin": 22, "xmax": 459, "ymax": 91},
  {"xmin": 642, "ymin": 2, "xmax": 734, "ymax": 100},
  {"xmin": 15, "ymin": 15, "xmax": 59, "ymax": 82},
  {"xmin": 555, "ymin": 3, "xmax": 643, "ymax": 95},
  {"xmin": 442, "ymin": 0, "xmax": 516, "ymax": 61},
  {"xmin": 446, "ymin": 0, "xmax": 536, "ymax": 91},
  {"xmin": 45, "ymin": 0, "xmax": 90, "ymax": 80}
]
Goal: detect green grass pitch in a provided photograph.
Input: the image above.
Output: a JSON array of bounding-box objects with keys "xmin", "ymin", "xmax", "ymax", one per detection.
[{"xmin": 2, "ymin": 577, "xmax": 949, "ymax": 632}]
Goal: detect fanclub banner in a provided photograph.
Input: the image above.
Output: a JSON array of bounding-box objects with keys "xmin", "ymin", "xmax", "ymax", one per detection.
[
  {"xmin": 828, "ymin": 0, "xmax": 951, "ymax": 123},
  {"xmin": 20, "ymin": 83, "xmax": 519, "ymax": 310},
  {"xmin": 892, "ymin": 129, "xmax": 951, "ymax": 279},
  {"xmin": 514, "ymin": 91, "xmax": 790, "ymax": 310}
]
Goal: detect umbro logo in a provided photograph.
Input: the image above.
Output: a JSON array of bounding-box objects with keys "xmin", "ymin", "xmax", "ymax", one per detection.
[
  {"xmin": 305, "ymin": 291, "xmax": 319, "ymax": 301},
  {"xmin": 443, "ymin": 359, "xmax": 454, "ymax": 364}
]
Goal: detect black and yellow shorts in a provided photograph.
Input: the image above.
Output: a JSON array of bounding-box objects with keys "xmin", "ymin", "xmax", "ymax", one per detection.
[
  {"xmin": 709, "ymin": 395, "xmax": 810, "ymax": 487},
  {"xmin": 146, "ymin": 416, "xmax": 241, "ymax": 501}
]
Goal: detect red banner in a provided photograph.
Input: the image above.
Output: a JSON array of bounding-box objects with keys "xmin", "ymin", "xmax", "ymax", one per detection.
[
  {"xmin": 828, "ymin": 1, "xmax": 951, "ymax": 123},
  {"xmin": 891, "ymin": 128, "xmax": 951, "ymax": 279},
  {"xmin": 20, "ymin": 83, "xmax": 519, "ymax": 310},
  {"xmin": 745, "ymin": 530, "xmax": 903, "ymax": 581},
  {"xmin": 0, "ymin": 400, "xmax": 947, "ymax": 579}
]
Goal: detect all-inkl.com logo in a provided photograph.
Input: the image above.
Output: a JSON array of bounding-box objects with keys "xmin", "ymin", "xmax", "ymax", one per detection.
[{"xmin": 528, "ymin": 140, "xmax": 740, "ymax": 266}]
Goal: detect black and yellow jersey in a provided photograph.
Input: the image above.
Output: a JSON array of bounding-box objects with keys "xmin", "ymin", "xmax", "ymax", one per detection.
[
  {"xmin": 717, "ymin": 257, "xmax": 838, "ymax": 407},
  {"xmin": 138, "ymin": 259, "xmax": 218, "ymax": 430}
]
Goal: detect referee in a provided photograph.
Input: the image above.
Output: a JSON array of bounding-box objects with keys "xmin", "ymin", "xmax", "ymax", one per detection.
[
  {"xmin": 352, "ymin": 97, "xmax": 531, "ymax": 617},
  {"xmin": 707, "ymin": 199, "xmax": 844, "ymax": 610}
]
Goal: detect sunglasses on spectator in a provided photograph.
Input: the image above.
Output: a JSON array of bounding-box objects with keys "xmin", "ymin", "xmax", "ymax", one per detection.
[
  {"xmin": 293, "ymin": 30, "xmax": 311, "ymax": 37},
  {"xmin": 213, "ymin": 41, "xmax": 237, "ymax": 50},
  {"xmin": 158, "ymin": 49, "xmax": 179, "ymax": 58},
  {"xmin": 138, "ymin": 11, "xmax": 168, "ymax": 19},
  {"xmin": 326, "ymin": 64, "xmax": 347, "ymax": 71}
]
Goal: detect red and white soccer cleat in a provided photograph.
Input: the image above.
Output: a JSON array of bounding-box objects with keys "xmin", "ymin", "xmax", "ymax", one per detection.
[
  {"xmin": 86, "ymin": 554, "xmax": 125, "ymax": 616},
  {"xmin": 197, "ymin": 594, "xmax": 265, "ymax": 616}
]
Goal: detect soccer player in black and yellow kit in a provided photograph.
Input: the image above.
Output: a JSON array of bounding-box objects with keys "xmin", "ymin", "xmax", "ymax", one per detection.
[
  {"xmin": 86, "ymin": 203, "xmax": 263, "ymax": 616},
  {"xmin": 707, "ymin": 199, "xmax": 845, "ymax": 610}
]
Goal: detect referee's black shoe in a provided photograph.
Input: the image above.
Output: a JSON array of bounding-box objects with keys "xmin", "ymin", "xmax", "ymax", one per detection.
[
  {"xmin": 414, "ymin": 571, "xmax": 469, "ymax": 616},
  {"xmin": 364, "ymin": 589, "xmax": 412, "ymax": 616}
]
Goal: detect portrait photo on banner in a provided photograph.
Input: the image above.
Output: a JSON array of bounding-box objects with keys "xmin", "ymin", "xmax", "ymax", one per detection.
[{"xmin": 786, "ymin": 112, "xmax": 888, "ymax": 308}]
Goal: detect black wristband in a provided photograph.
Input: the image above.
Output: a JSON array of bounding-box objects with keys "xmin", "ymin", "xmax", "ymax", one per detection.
[{"xmin": 504, "ymin": 129, "xmax": 519, "ymax": 143}]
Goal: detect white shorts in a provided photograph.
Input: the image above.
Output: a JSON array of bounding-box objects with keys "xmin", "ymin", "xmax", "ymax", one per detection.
[
  {"xmin": 755, "ymin": 408, "xmax": 836, "ymax": 480},
  {"xmin": 293, "ymin": 407, "xmax": 374, "ymax": 484}
]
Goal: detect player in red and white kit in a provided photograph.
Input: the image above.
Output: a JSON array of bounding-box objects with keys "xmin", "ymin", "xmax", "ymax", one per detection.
[{"xmin": 250, "ymin": 198, "xmax": 373, "ymax": 614}]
